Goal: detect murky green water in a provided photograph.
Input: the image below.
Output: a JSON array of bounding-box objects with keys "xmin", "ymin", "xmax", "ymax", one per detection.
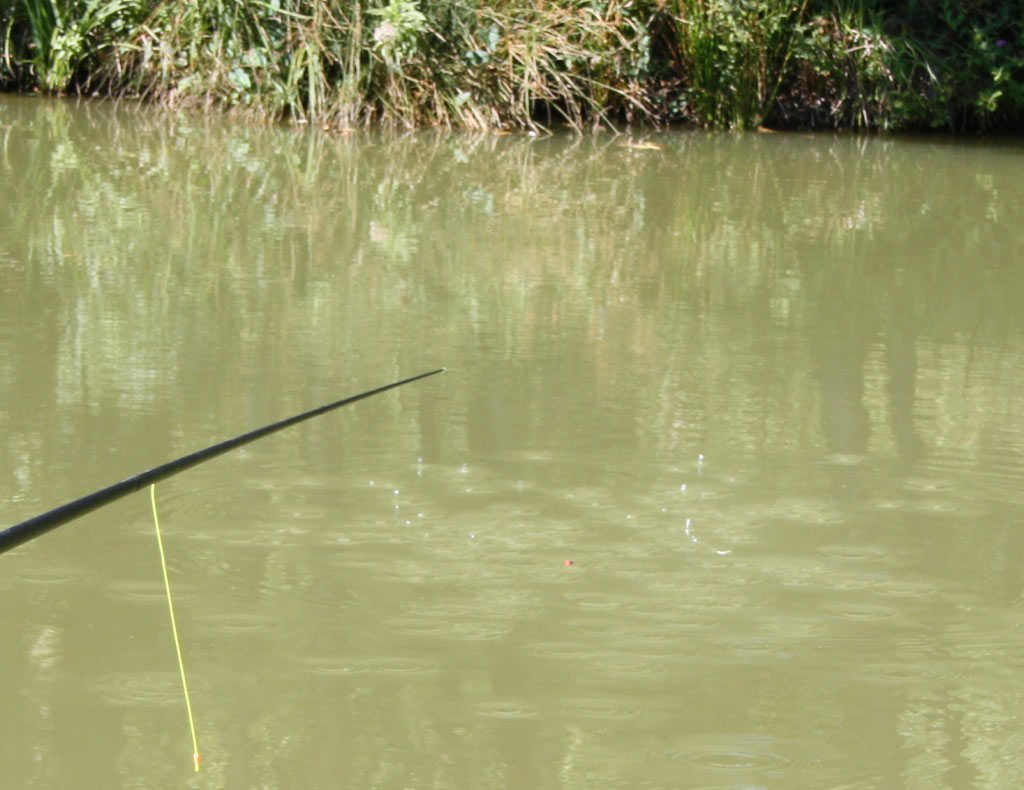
[{"xmin": 3, "ymin": 96, "xmax": 1024, "ymax": 788}]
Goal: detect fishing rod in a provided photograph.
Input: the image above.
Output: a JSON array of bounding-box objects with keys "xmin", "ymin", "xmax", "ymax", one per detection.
[{"xmin": 0, "ymin": 368, "xmax": 445, "ymax": 556}]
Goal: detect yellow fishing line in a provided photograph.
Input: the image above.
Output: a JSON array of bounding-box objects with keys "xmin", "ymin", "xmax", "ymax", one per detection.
[{"xmin": 150, "ymin": 484, "xmax": 202, "ymax": 772}]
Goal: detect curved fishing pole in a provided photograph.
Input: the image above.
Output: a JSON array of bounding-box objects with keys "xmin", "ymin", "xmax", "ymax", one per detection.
[{"xmin": 0, "ymin": 368, "xmax": 445, "ymax": 556}]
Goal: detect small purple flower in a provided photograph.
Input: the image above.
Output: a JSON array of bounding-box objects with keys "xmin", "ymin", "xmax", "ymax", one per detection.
[{"xmin": 996, "ymin": 39, "xmax": 1007, "ymax": 49}]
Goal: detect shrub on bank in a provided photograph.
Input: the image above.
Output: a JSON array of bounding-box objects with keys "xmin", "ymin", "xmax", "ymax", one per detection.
[{"xmin": 0, "ymin": 0, "xmax": 1020, "ymax": 131}]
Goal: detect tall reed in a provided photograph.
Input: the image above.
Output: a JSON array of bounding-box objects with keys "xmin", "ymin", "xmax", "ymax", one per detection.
[{"xmin": 671, "ymin": 0, "xmax": 810, "ymax": 128}]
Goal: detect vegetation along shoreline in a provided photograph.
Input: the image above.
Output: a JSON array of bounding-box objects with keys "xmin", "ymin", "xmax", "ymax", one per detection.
[{"xmin": 1, "ymin": 0, "xmax": 1021, "ymax": 133}]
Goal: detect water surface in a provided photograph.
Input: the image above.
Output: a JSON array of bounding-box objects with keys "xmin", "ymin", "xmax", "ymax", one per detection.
[{"xmin": 2, "ymin": 96, "xmax": 1024, "ymax": 788}]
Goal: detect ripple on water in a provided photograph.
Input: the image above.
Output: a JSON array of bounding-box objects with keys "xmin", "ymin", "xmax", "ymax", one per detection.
[
  {"xmin": 902, "ymin": 475, "xmax": 955, "ymax": 495},
  {"xmin": 474, "ymin": 701, "xmax": 538, "ymax": 720},
  {"xmin": 13, "ymin": 561, "xmax": 86, "ymax": 587},
  {"xmin": 195, "ymin": 610, "xmax": 278, "ymax": 636},
  {"xmin": 817, "ymin": 543, "xmax": 892, "ymax": 563},
  {"xmin": 710, "ymin": 635, "xmax": 787, "ymax": 659},
  {"xmin": 820, "ymin": 572, "xmax": 889, "ymax": 592},
  {"xmin": 92, "ymin": 671, "xmax": 184, "ymax": 707},
  {"xmin": 760, "ymin": 615, "xmax": 829, "ymax": 640},
  {"xmin": 762, "ymin": 556, "xmax": 839, "ymax": 590},
  {"xmin": 943, "ymin": 622, "xmax": 1024, "ymax": 659},
  {"xmin": 443, "ymin": 621, "xmax": 511, "ymax": 641},
  {"xmin": 822, "ymin": 453, "xmax": 868, "ymax": 468},
  {"xmin": 565, "ymin": 591, "xmax": 635, "ymax": 611},
  {"xmin": 300, "ymin": 655, "xmax": 436, "ymax": 677},
  {"xmin": 525, "ymin": 640, "xmax": 660, "ymax": 676},
  {"xmin": 589, "ymin": 650, "xmax": 661, "ymax": 676},
  {"xmin": 558, "ymin": 486, "xmax": 615, "ymax": 510},
  {"xmin": 215, "ymin": 522, "xmax": 310, "ymax": 547},
  {"xmin": 851, "ymin": 660, "xmax": 947, "ymax": 686},
  {"xmin": 636, "ymin": 609, "xmax": 727, "ymax": 637},
  {"xmin": 907, "ymin": 497, "xmax": 960, "ymax": 514},
  {"xmin": 385, "ymin": 614, "xmax": 452, "ymax": 637},
  {"xmin": 390, "ymin": 597, "xmax": 521, "ymax": 641},
  {"xmin": 768, "ymin": 497, "xmax": 846, "ymax": 525},
  {"xmin": 823, "ymin": 601, "xmax": 898, "ymax": 621},
  {"xmin": 561, "ymin": 696, "xmax": 642, "ymax": 721},
  {"xmin": 665, "ymin": 733, "xmax": 796, "ymax": 772},
  {"xmin": 873, "ymin": 579, "xmax": 937, "ymax": 599},
  {"xmin": 105, "ymin": 578, "xmax": 194, "ymax": 605},
  {"xmin": 526, "ymin": 640, "xmax": 596, "ymax": 661},
  {"xmin": 610, "ymin": 622, "xmax": 693, "ymax": 653}
]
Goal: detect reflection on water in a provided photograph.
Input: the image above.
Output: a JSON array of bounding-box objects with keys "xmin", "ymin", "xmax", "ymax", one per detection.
[{"xmin": 2, "ymin": 96, "xmax": 1024, "ymax": 787}]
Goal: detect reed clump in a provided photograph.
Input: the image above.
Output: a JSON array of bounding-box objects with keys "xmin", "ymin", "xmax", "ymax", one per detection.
[{"xmin": 1, "ymin": 0, "xmax": 1021, "ymax": 131}]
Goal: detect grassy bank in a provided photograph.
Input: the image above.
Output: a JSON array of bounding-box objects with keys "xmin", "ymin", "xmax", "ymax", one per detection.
[{"xmin": 1, "ymin": 0, "xmax": 1021, "ymax": 132}]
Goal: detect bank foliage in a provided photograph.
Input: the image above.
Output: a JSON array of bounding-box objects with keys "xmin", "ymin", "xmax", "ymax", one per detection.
[{"xmin": 1, "ymin": 0, "xmax": 1021, "ymax": 131}]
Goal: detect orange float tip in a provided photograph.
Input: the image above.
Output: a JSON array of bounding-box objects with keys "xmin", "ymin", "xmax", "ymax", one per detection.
[{"xmin": 193, "ymin": 753, "xmax": 203, "ymax": 772}]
